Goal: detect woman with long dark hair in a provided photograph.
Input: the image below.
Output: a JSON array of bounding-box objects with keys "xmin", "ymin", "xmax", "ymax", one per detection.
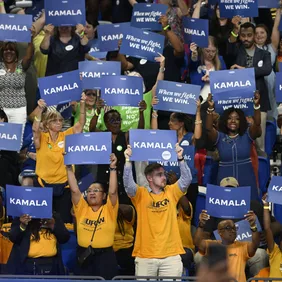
[
  {"xmin": 40, "ymin": 24, "xmax": 90, "ymax": 76},
  {"xmin": 206, "ymin": 93, "xmax": 262, "ymax": 200},
  {"xmin": 7, "ymin": 212, "xmax": 69, "ymax": 275}
]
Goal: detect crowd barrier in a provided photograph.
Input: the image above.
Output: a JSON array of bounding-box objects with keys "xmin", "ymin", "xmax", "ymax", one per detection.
[{"xmin": 247, "ymin": 278, "xmax": 282, "ymax": 282}]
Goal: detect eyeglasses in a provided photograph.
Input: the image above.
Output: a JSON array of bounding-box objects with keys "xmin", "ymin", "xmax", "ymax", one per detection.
[
  {"xmin": 86, "ymin": 189, "xmax": 104, "ymax": 193},
  {"xmin": 85, "ymin": 92, "xmax": 97, "ymax": 97},
  {"xmin": 219, "ymin": 226, "xmax": 238, "ymax": 232},
  {"xmin": 50, "ymin": 118, "xmax": 63, "ymax": 124}
]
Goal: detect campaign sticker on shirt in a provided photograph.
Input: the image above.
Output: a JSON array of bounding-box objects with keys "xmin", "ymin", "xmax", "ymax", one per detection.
[
  {"xmin": 58, "ymin": 141, "xmax": 64, "ymax": 148},
  {"xmin": 181, "ymin": 140, "xmax": 190, "ymax": 146},
  {"xmin": 0, "ymin": 69, "xmax": 6, "ymax": 76},
  {"xmin": 140, "ymin": 59, "xmax": 147, "ymax": 65},
  {"xmin": 65, "ymin": 45, "xmax": 74, "ymax": 51},
  {"xmin": 116, "ymin": 145, "xmax": 123, "ymax": 152},
  {"xmin": 258, "ymin": 60, "xmax": 263, "ymax": 67},
  {"xmin": 162, "ymin": 151, "xmax": 171, "ymax": 161}
]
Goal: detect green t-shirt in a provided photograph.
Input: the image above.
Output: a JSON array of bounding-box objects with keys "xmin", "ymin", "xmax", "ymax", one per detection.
[
  {"xmin": 97, "ymin": 91, "xmax": 152, "ymax": 132},
  {"xmin": 73, "ymin": 104, "xmax": 95, "ymax": 133}
]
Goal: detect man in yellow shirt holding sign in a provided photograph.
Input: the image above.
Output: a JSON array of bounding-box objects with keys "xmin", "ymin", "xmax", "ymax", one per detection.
[{"xmin": 123, "ymin": 144, "xmax": 192, "ymax": 277}]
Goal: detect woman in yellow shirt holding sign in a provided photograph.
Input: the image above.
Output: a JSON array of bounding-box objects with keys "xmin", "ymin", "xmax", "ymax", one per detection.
[{"xmin": 67, "ymin": 153, "xmax": 119, "ymax": 279}]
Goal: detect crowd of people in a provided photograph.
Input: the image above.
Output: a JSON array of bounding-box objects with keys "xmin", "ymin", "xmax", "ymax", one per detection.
[{"xmin": 0, "ymin": 0, "xmax": 282, "ymax": 281}]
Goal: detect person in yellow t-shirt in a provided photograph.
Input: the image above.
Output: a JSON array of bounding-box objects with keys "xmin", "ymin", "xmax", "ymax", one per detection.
[
  {"xmin": 67, "ymin": 153, "xmax": 119, "ymax": 279},
  {"xmin": 32, "ymin": 95, "xmax": 86, "ymax": 223},
  {"xmin": 263, "ymin": 196, "xmax": 282, "ymax": 278},
  {"xmin": 114, "ymin": 204, "xmax": 135, "ymax": 275},
  {"xmin": 123, "ymin": 144, "xmax": 192, "ymax": 277},
  {"xmin": 7, "ymin": 212, "xmax": 70, "ymax": 275},
  {"xmin": 195, "ymin": 210, "xmax": 260, "ymax": 282}
]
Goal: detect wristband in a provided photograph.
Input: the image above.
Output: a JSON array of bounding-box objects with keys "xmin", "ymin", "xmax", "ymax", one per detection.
[
  {"xmin": 109, "ymin": 167, "xmax": 117, "ymax": 171},
  {"xmin": 195, "ymin": 120, "xmax": 202, "ymax": 125},
  {"xmin": 178, "ymin": 157, "xmax": 184, "ymax": 162},
  {"xmin": 34, "ymin": 116, "xmax": 41, "ymax": 122},
  {"xmin": 0, "ymin": 2, "xmax": 4, "ymax": 6},
  {"xmin": 263, "ymin": 206, "xmax": 270, "ymax": 210},
  {"xmin": 159, "ymin": 67, "xmax": 165, "ymax": 73},
  {"xmin": 207, "ymin": 108, "xmax": 215, "ymax": 112},
  {"xmin": 250, "ymin": 225, "xmax": 258, "ymax": 232},
  {"xmin": 231, "ymin": 31, "xmax": 238, "ymax": 38},
  {"xmin": 20, "ymin": 225, "xmax": 26, "ymax": 232},
  {"xmin": 163, "ymin": 25, "xmax": 171, "ymax": 31},
  {"xmin": 126, "ymin": 158, "xmax": 130, "ymax": 162},
  {"xmin": 254, "ymin": 104, "xmax": 261, "ymax": 110},
  {"xmin": 198, "ymin": 222, "xmax": 204, "ymax": 228},
  {"xmin": 79, "ymin": 31, "xmax": 85, "ymax": 39}
]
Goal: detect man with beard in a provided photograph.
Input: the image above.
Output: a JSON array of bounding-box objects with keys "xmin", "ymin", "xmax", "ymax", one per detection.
[
  {"xmin": 195, "ymin": 209, "xmax": 260, "ymax": 282},
  {"xmin": 123, "ymin": 144, "xmax": 192, "ymax": 277},
  {"xmin": 229, "ymin": 22, "xmax": 272, "ymax": 153}
]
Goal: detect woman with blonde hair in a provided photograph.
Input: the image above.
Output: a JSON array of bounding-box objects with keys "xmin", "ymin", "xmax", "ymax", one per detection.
[
  {"xmin": 32, "ymin": 94, "xmax": 86, "ymax": 223},
  {"xmin": 189, "ymin": 36, "xmax": 226, "ymax": 103}
]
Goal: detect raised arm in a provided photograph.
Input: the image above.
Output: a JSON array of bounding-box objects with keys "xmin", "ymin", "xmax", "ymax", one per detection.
[
  {"xmin": 262, "ymin": 196, "xmax": 275, "ymax": 253},
  {"xmin": 194, "ymin": 100, "xmax": 202, "ymax": 140},
  {"xmin": 0, "ymin": 0, "xmax": 6, "ymax": 14},
  {"xmin": 73, "ymin": 93, "xmax": 86, "ymax": 134},
  {"xmin": 151, "ymin": 109, "xmax": 158, "ymax": 129},
  {"xmin": 271, "ymin": 3, "xmax": 282, "ymax": 52},
  {"xmin": 89, "ymin": 98, "xmax": 104, "ymax": 132},
  {"xmin": 176, "ymin": 143, "xmax": 192, "ymax": 193},
  {"xmin": 190, "ymin": 42, "xmax": 199, "ymax": 62},
  {"xmin": 32, "ymin": 11, "xmax": 46, "ymax": 37},
  {"xmin": 75, "ymin": 24, "xmax": 89, "ymax": 46},
  {"xmin": 66, "ymin": 166, "xmax": 82, "ymax": 205},
  {"xmin": 192, "ymin": 0, "xmax": 202, "ymax": 18},
  {"xmin": 151, "ymin": 54, "xmax": 165, "ymax": 96},
  {"xmin": 108, "ymin": 154, "xmax": 118, "ymax": 206},
  {"xmin": 137, "ymin": 100, "xmax": 147, "ymax": 129},
  {"xmin": 40, "ymin": 24, "xmax": 54, "ymax": 53},
  {"xmin": 249, "ymin": 91, "xmax": 262, "ymax": 140},
  {"xmin": 206, "ymin": 94, "xmax": 218, "ymax": 144},
  {"xmin": 159, "ymin": 15, "xmax": 184, "ymax": 57},
  {"xmin": 32, "ymin": 99, "xmax": 46, "ymax": 149},
  {"xmin": 127, "ymin": 0, "xmax": 137, "ymax": 7},
  {"xmin": 193, "ymin": 210, "xmax": 210, "ymax": 253},
  {"xmin": 245, "ymin": 211, "xmax": 260, "ymax": 257},
  {"xmin": 22, "ymin": 27, "xmax": 35, "ymax": 71},
  {"xmin": 123, "ymin": 145, "xmax": 138, "ymax": 197}
]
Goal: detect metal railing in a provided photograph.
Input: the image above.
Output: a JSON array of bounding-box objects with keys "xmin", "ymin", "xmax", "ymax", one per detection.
[
  {"xmin": 112, "ymin": 276, "xmax": 238, "ymax": 281},
  {"xmin": 247, "ymin": 278, "xmax": 282, "ymax": 282},
  {"xmin": 0, "ymin": 275, "xmax": 105, "ymax": 280}
]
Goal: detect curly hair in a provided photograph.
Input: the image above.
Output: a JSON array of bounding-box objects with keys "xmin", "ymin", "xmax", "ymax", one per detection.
[{"xmin": 218, "ymin": 108, "xmax": 248, "ymax": 136}]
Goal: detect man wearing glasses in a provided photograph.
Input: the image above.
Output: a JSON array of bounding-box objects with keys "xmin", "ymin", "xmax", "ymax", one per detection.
[
  {"xmin": 193, "ymin": 177, "xmax": 269, "ymax": 281},
  {"xmin": 123, "ymin": 143, "xmax": 192, "ymax": 277}
]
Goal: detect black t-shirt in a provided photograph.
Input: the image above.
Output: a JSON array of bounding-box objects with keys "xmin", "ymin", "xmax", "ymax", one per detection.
[
  {"xmin": 203, "ymin": 200, "xmax": 276, "ymax": 239},
  {"xmin": 128, "ymin": 44, "xmax": 184, "ymax": 129}
]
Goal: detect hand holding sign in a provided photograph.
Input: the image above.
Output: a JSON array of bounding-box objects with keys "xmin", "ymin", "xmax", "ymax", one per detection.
[
  {"xmin": 37, "ymin": 99, "xmax": 47, "ymax": 111},
  {"xmin": 253, "ymin": 90, "xmax": 260, "ymax": 107},
  {"xmin": 154, "ymin": 52, "xmax": 165, "ymax": 68},
  {"xmin": 75, "ymin": 23, "xmax": 85, "ymax": 38},
  {"xmin": 43, "ymin": 24, "xmax": 55, "ymax": 36},
  {"xmin": 158, "ymin": 15, "xmax": 169, "ymax": 29},
  {"xmin": 110, "ymin": 153, "xmax": 118, "ymax": 168},
  {"xmin": 207, "ymin": 93, "xmax": 215, "ymax": 110},
  {"xmin": 190, "ymin": 42, "xmax": 198, "ymax": 53},
  {"xmin": 95, "ymin": 98, "xmax": 105, "ymax": 115},
  {"xmin": 244, "ymin": 210, "xmax": 257, "ymax": 228},
  {"xmin": 175, "ymin": 143, "xmax": 184, "ymax": 159},
  {"xmin": 139, "ymin": 100, "xmax": 147, "ymax": 112},
  {"xmin": 198, "ymin": 209, "xmax": 211, "ymax": 228},
  {"xmin": 124, "ymin": 145, "xmax": 132, "ymax": 161}
]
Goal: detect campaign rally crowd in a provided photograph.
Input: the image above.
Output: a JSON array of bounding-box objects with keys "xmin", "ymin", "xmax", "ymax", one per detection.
[{"xmin": 1, "ymin": 0, "xmax": 282, "ymax": 281}]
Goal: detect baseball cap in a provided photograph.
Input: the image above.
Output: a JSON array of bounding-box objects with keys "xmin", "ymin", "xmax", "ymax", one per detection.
[{"xmin": 220, "ymin": 177, "xmax": 239, "ymax": 188}]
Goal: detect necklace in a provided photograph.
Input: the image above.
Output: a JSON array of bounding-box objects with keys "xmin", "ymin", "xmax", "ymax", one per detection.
[{"xmin": 228, "ymin": 133, "xmax": 239, "ymax": 139}]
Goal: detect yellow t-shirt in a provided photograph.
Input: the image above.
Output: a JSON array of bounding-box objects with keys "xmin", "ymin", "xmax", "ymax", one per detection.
[
  {"xmin": 28, "ymin": 229, "xmax": 57, "ymax": 258},
  {"xmin": 130, "ymin": 183, "xmax": 185, "ymax": 258},
  {"xmin": 268, "ymin": 243, "xmax": 282, "ymax": 277},
  {"xmin": 202, "ymin": 240, "xmax": 251, "ymax": 282},
  {"xmin": 74, "ymin": 195, "xmax": 118, "ymax": 248},
  {"xmin": 177, "ymin": 204, "xmax": 194, "ymax": 250},
  {"xmin": 113, "ymin": 206, "xmax": 135, "ymax": 252},
  {"xmin": 33, "ymin": 31, "xmax": 48, "ymax": 78},
  {"xmin": 35, "ymin": 127, "xmax": 73, "ymax": 184}
]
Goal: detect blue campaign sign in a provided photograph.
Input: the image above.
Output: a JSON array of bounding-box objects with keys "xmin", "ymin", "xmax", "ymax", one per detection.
[
  {"xmin": 0, "ymin": 123, "xmax": 23, "ymax": 152},
  {"xmin": 258, "ymin": 0, "xmax": 278, "ymax": 8},
  {"xmin": 97, "ymin": 22, "xmax": 130, "ymax": 52},
  {"xmin": 0, "ymin": 14, "xmax": 32, "ymax": 43},
  {"xmin": 131, "ymin": 3, "xmax": 167, "ymax": 31},
  {"xmin": 206, "ymin": 184, "xmax": 251, "ymax": 219},
  {"xmin": 210, "ymin": 68, "xmax": 255, "ymax": 116},
  {"xmin": 155, "ymin": 80, "xmax": 200, "ymax": 114},
  {"xmin": 129, "ymin": 129, "xmax": 177, "ymax": 162},
  {"xmin": 120, "ymin": 26, "xmax": 165, "ymax": 61},
  {"xmin": 267, "ymin": 176, "xmax": 282, "ymax": 205},
  {"xmin": 25, "ymin": 0, "xmax": 45, "ymax": 22},
  {"xmin": 45, "ymin": 0, "xmax": 86, "ymax": 26},
  {"xmin": 275, "ymin": 72, "xmax": 282, "ymax": 102},
  {"xmin": 38, "ymin": 70, "xmax": 82, "ymax": 106},
  {"xmin": 78, "ymin": 173, "xmax": 95, "ymax": 194},
  {"xmin": 219, "ymin": 0, "xmax": 258, "ymax": 18},
  {"xmin": 208, "ymin": 0, "xmax": 218, "ymax": 16},
  {"xmin": 183, "ymin": 18, "xmax": 209, "ymax": 48},
  {"xmin": 64, "ymin": 132, "xmax": 112, "ymax": 165},
  {"xmin": 158, "ymin": 145, "xmax": 195, "ymax": 178},
  {"xmin": 6, "ymin": 185, "xmax": 53, "ymax": 219},
  {"xmin": 213, "ymin": 218, "xmax": 262, "ymax": 242},
  {"xmin": 100, "ymin": 75, "xmax": 143, "ymax": 107},
  {"xmin": 56, "ymin": 103, "xmax": 72, "ymax": 119},
  {"xmin": 88, "ymin": 39, "xmax": 107, "ymax": 59},
  {"xmin": 79, "ymin": 61, "xmax": 121, "ymax": 90}
]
